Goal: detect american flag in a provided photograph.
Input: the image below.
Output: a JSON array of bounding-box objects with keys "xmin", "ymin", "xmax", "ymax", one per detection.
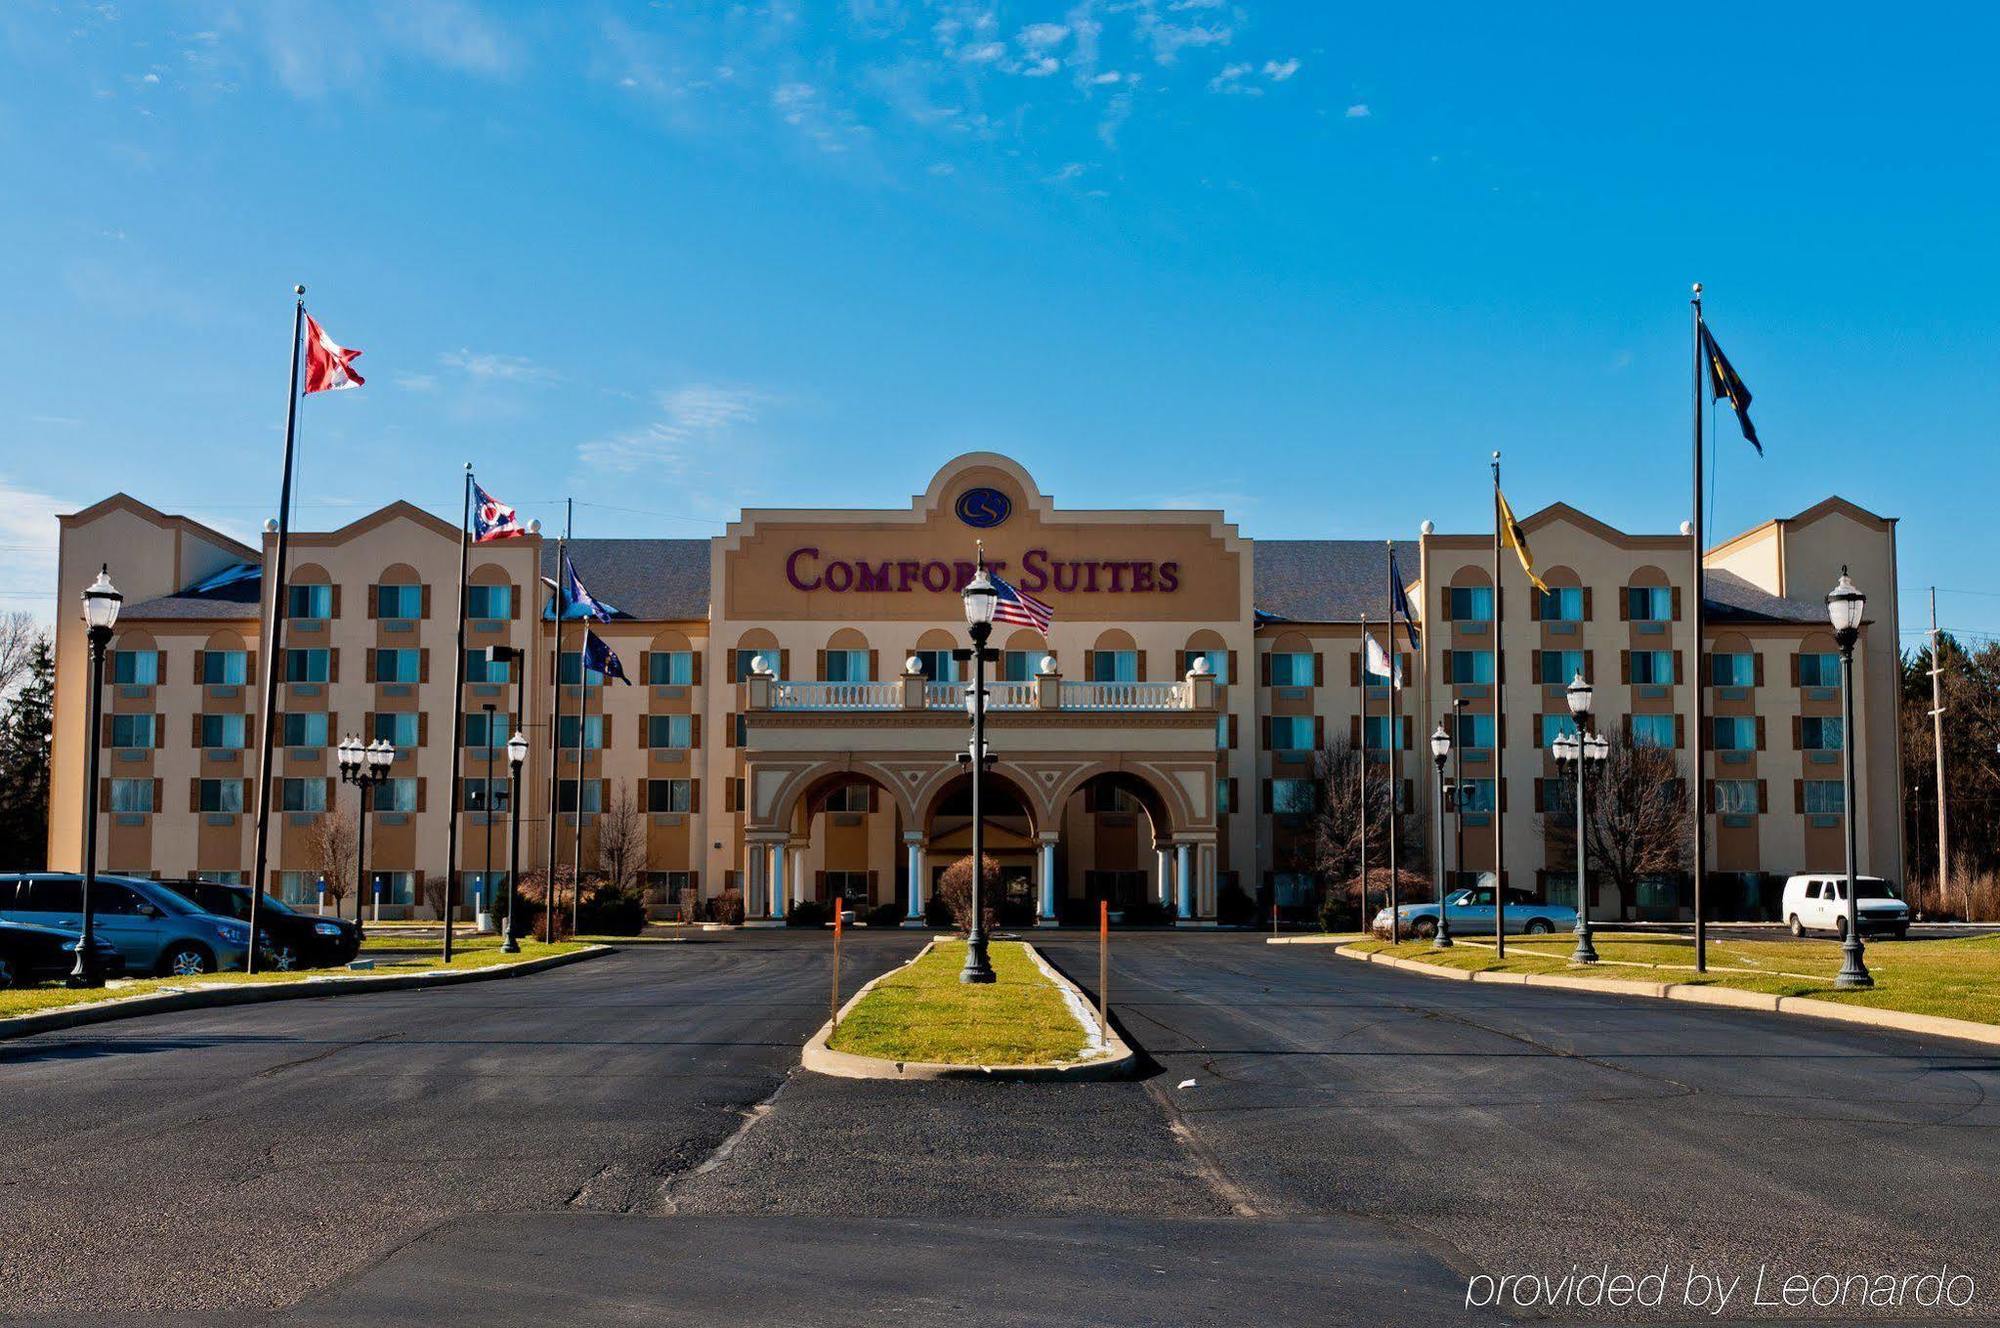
[{"xmin": 989, "ymin": 571, "xmax": 1054, "ymax": 634}]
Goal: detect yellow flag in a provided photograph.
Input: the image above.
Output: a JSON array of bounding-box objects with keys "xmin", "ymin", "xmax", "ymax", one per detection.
[{"xmin": 1496, "ymin": 487, "xmax": 1550, "ymax": 595}]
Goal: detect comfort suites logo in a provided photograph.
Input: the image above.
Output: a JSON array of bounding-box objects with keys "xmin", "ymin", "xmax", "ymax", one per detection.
[
  {"xmin": 953, "ymin": 487, "xmax": 1011, "ymax": 529},
  {"xmin": 785, "ymin": 547, "xmax": 1182, "ymax": 595}
]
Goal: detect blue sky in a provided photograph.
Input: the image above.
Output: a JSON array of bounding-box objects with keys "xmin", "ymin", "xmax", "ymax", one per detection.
[{"xmin": 1, "ymin": 2, "xmax": 1994, "ymax": 647}]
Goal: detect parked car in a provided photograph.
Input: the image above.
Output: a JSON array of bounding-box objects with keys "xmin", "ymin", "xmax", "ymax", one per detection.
[
  {"xmin": 162, "ymin": 880, "xmax": 362, "ymax": 971},
  {"xmin": 1373, "ymin": 875, "xmax": 1577, "ymax": 938},
  {"xmin": 0, "ymin": 917, "xmax": 124, "ymax": 989},
  {"xmin": 0, "ymin": 874, "xmax": 251, "ymax": 976},
  {"xmin": 1780, "ymin": 874, "xmax": 1910, "ymax": 939}
]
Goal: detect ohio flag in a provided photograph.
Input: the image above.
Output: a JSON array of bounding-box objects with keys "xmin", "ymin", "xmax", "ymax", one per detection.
[{"xmin": 471, "ymin": 481, "xmax": 526, "ymax": 543}]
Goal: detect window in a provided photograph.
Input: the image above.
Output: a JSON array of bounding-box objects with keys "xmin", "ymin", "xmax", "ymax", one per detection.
[
  {"xmin": 1801, "ymin": 717, "xmax": 1843, "ymax": 751},
  {"xmin": 1453, "ymin": 778, "xmax": 1496, "ymax": 813},
  {"xmin": 109, "ymin": 778, "xmax": 154, "ymax": 813},
  {"xmin": 376, "ymin": 583, "xmax": 422, "ymax": 619},
  {"xmin": 558, "ymin": 651, "xmax": 605, "ymax": 686},
  {"xmin": 556, "ymin": 715, "xmax": 604, "ymax": 750},
  {"xmin": 647, "ymin": 714, "xmax": 692, "ymax": 749},
  {"xmin": 1714, "ymin": 780, "xmax": 1759, "ymax": 814},
  {"xmin": 1446, "ymin": 650, "xmax": 1493, "ymax": 684},
  {"xmin": 111, "ymin": 650, "xmax": 159, "ymax": 685},
  {"xmin": 462, "ymin": 778, "xmax": 511, "ymax": 812},
  {"xmin": 1363, "ymin": 716, "xmax": 1408, "ymax": 751},
  {"xmin": 1179, "ymin": 650, "xmax": 1229, "ymax": 684},
  {"xmin": 1631, "ymin": 714, "xmax": 1676, "ymax": 748},
  {"xmin": 373, "ymin": 712, "xmax": 418, "ymax": 747},
  {"xmin": 1539, "ymin": 650, "xmax": 1583, "ymax": 685},
  {"xmin": 200, "ymin": 650, "xmax": 247, "ymax": 684},
  {"xmin": 372, "ymin": 872, "xmax": 416, "ymax": 905},
  {"xmin": 1449, "ymin": 586, "xmax": 1493, "ymax": 622},
  {"xmin": 1454, "ymin": 712, "xmax": 1495, "ymax": 749},
  {"xmin": 281, "ymin": 778, "xmax": 327, "ymax": 812},
  {"xmin": 1626, "ymin": 586, "xmax": 1673, "ymax": 622},
  {"xmin": 460, "ymin": 644, "xmax": 508, "ymax": 680},
  {"xmin": 276, "ymin": 871, "xmax": 319, "ymax": 906},
  {"xmin": 1000, "ymin": 650, "xmax": 1038, "ymax": 682},
  {"xmin": 825, "ymin": 871, "xmax": 871, "ymax": 904},
  {"xmin": 281, "ymin": 712, "xmax": 328, "ymax": 748},
  {"xmin": 647, "ymin": 779, "xmax": 693, "ymax": 813},
  {"xmin": 1712, "ymin": 716, "xmax": 1757, "ymax": 751},
  {"xmin": 824, "ymin": 784, "xmax": 872, "ymax": 812},
  {"xmin": 467, "ymin": 584, "xmax": 513, "ymax": 620},
  {"xmin": 1630, "ymin": 651, "xmax": 1676, "ymax": 685},
  {"xmin": 375, "ymin": 778, "xmax": 418, "ymax": 812},
  {"xmin": 195, "ymin": 871, "xmax": 244, "ymax": 885},
  {"xmin": 464, "ymin": 712, "xmax": 507, "ymax": 747},
  {"xmin": 1216, "ymin": 713, "xmax": 1230, "ymax": 750},
  {"xmin": 288, "ymin": 584, "xmax": 332, "ymax": 619},
  {"xmin": 1536, "ymin": 714, "xmax": 1578, "ymax": 747},
  {"xmin": 1267, "ymin": 652, "xmax": 1314, "ymax": 687},
  {"xmin": 1803, "ymin": 780, "xmax": 1844, "ymax": 814},
  {"xmin": 734, "ymin": 650, "xmax": 767, "ymax": 682},
  {"xmin": 110, "ymin": 714, "xmax": 155, "ymax": 748},
  {"xmin": 557, "ymin": 779, "xmax": 603, "ymax": 814},
  {"xmin": 649, "ymin": 650, "xmax": 694, "ymax": 685},
  {"xmin": 1269, "ymin": 715, "xmax": 1314, "ymax": 752},
  {"xmin": 1271, "ymin": 778, "xmax": 1315, "ymax": 814},
  {"xmin": 1710, "ymin": 652, "xmax": 1755, "ymax": 687},
  {"xmin": 822, "ymin": 648, "xmax": 870, "ymax": 682},
  {"xmin": 373, "ymin": 648, "xmax": 421, "ymax": 683},
  {"xmin": 284, "ymin": 649, "xmax": 329, "ymax": 683},
  {"xmin": 197, "ymin": 778, "xmax": 245, "ymax": 813},
  {"xmin": 1272, "ymin": 872, "xmax": 1316, "ymax": 906},
  {"xmin": 1090, "ymin": 650, "xmax": 1138, "ymax": 683},
  {"xmin": 911, "ymin": 650, "xmax": 958, "ymax": 682},
  {"xmin": 1539, "ymin": 587, "xmax": 1583, "ymax": 622},
  {"xmin": 1797, "ymin": 652, "xmax": 1840, "ymax": 687},
  {"xmin": 200, "ymin": 713, "xmax": 246, "ymax": 749},
  {"xmin": 1216, "ymin": 779, "xmax": 1232, "ymax": 812}
]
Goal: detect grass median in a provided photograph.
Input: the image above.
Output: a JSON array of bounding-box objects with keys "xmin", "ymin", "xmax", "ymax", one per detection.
[
  {"xmin": 1346, "ymin": 931, "xmax": 2000, "ymax": 1025},
  {"xmin": 827, "ymin": 939, "xmax": 1095, "ymax": 1066},
  {"xmin": 0, "ymin": 936, "xmax": 590, "ymax": 1020}
]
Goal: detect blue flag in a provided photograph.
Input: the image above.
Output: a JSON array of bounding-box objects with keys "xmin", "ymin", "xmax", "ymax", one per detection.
[
  {"xmin": 1389, "ymin": 549, "xmax": 1420, "ymax": 652},
  {"xmin": 582, "ymin": 629, "xmax": 631, "ymax": 685},
  {"xmin": 562, "ymin": 556, "xmax": 615, "ymax": 622}
]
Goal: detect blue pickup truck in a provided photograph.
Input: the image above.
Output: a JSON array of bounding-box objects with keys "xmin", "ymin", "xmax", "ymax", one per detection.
[{"xmin": 1372, "ymin": 875, "xmax": 1578, "ymax": 938}]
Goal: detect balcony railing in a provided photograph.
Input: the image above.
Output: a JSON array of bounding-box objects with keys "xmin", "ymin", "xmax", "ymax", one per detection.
[
  {"xmin": 762, "ymin": 676, "xmax": 1199, "ymax": 713},
  {"xmin": 1060, "ymin": 680, "xmax": 1190, "ymax": 711},
  {"xmin": 768, "ymin": 681, "xmax": 903, "ymax": 710}
]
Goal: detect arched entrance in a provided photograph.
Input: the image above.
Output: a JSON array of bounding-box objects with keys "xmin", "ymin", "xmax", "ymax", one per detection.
[
  {"xmin": 1053, "ymin": 770, "xmax": 1181, "ymax": 924},
  {"xmin": 919, "ymin": 768, "xmax": 1041, "ymax": 925}
]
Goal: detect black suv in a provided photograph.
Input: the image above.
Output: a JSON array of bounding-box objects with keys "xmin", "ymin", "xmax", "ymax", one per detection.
[{"xmin": 162, "ymin": 881, "xmax": 363, "ymax": 971}]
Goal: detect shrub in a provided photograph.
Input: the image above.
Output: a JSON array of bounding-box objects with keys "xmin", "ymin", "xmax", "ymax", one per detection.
[
  {"xmin": 864, "ymin": 903, "xmax": 904, "ymax": 928},
  {"xmin": 1217, "ymin": 881, "xmax": 1257, "ymax": 926},
  {"xmin": 677, "ymin": 887, "xmax": 700, "ymax": 924},
  {"xmin": 707, "ymin": 889, "xmax": 745, "ymax": 926},
  {"xmin": 924, "ymin": 892, "xmax": 953, "ymax": 928},
  {"xmin": 787, "ymin": 899, "xmax": 830, "ymax": 928},
  {"xmin": 1121, "ymin": 897, "xmax": 1175, "ymax": 927},
  {"xmin": 580, "ymin": 885, "xmax": 647, "ymax": 936},
  {"xmin": 936, "ymin": 854, "xmax": 1002, "ymax": 935}
]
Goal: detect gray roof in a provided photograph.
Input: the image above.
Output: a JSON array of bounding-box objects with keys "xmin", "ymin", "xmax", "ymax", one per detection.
[
  {"xmin": 1252, "ymin": 540, "xmax": 1422, "ymax": 623},
  {"xmin": 541, "ymin": 538, "xmax": 710, "ymax": 621},
  {"xmin": 1703, "ymin": 569, "xmax": 1826, "ymax": 625},
  {"xmin": 122, "ymin": 594, "xmax": 262, "ymax": 621}
]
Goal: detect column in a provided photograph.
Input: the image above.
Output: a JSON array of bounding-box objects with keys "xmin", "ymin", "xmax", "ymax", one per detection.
[
  {"xmin": 1155, "ymin": 845, "xmax": 1174, "ymax": 909},
  {"xmin": 1176, "ymin": 842, "xmax": 1194, "ymax": 920},
  {"xmin": 769, "ymin": 843, "xmax": 786, "ymax": 921},
  {"xmin": 748, "ymin": 843, "xmax": 767, "ymax": 920},
  {"xmin": 904, "ymin": 833, "xmax": 925, "ymax": 922},
  {"xmin": 789, "ymin": 844, "xmax": 806, "ymax": 912},
  {"xmin": 1038, "ymin": 835, "xmax": 1060, "ymax": 923}
]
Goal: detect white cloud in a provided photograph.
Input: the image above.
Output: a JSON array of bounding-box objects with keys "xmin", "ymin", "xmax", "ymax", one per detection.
[
  {"xmin": 1345, "ymin": 102, "xmax": 1371, "ymax": 118},
  {"xmin": 1092, "ymin": 70, "xmax": 1125, "ymax": 85},
  {"xmin": 581, "ymin": 384, "xmax": 763, "ymax": 472},
  {"xmin": 1134, "ymin": 5, "xmax": 1231, "ymax": 65},
  {"xmin": 959, "ymin": 41, "xmax": 1006, "ymax": 64},
  {"xmin": 1022, "ymin": 56, "xmax": 1060, "ymax": 77},
  {"xmin": 1207, "ymin": 62, "xmax": 1259, "ymax": 95},
  {"xmin": 257, "ymin": 0, "xmax": 520, "ymax": 98},
  {"xmin": 394, "ymin": 372, "xmax": 438, "ymax": 392},
  {"xmin": 1044, "ymin": 161, "xmax": 1086, "ymax": 183},
  {"xmin": 439, "ymin": 349, "xmax": 558, "ymax": 384},
  {"xmin": 1262, "ymin": 58, "xmax": 1300, "ymax": 82},
  {"xmin": 1019, "ymin": 22, "xmax": 1069, "ymax": 49}
]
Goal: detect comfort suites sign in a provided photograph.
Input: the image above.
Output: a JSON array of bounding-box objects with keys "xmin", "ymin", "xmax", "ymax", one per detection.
[{"xmin": 719, "ymin": 459, "xmax": 1243, "ymax": 623}]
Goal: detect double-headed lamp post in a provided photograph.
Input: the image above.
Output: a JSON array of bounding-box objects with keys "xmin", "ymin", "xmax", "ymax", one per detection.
[
  {"xmin": 72, "ymin": 565, "xmax": 122, "ymax": 986},
  {"xmin": 956, "ymin": 551, "xmax": 1000, "ymax": 985},
  {"xmin": 1428, "ymin": 721, "xmax": 1454, "ymax": 948},
  {"xmin": 503, "ymin": 728, "xmax": 529, "ymax": 953},
  {"xmin": 337, "ymin": 735, "xmax": 395, "ymax": 931},
  {"xmin": 1827, "ymin": 567, "xmax": 1873, "ymax": 990},
  {"xmin": 1553, "ymin": 673, "xmax": 1610, "ymax": 965}
]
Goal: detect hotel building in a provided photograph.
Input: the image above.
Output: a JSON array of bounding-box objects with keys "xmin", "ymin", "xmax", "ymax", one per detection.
[{"xmin": 46, "ymin": 453, "xmax": 1903, "ymax": 923}]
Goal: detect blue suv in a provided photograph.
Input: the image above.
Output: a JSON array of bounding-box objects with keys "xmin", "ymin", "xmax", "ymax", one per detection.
[{"xmin": 0, "ymin": 874, "xmax": 251, "ymax": 976}]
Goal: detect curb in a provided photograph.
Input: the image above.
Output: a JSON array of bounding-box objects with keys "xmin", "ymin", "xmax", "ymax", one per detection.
[
  {"xmin": 1326, "ymin": 943, "xmax": 2000, "ymax": 1048},
  {"xmin": 801, "ymin": 940, "xmax": 1138, "ymax": 1082},
  {"xmin": 0, "ymin": 945, "xmax": 614, "ymax": 1042}
]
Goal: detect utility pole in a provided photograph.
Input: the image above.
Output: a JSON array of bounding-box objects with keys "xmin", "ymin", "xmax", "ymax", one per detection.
[{"xmin": 1929, "ymin": 587, "xmax": 1950, "ymax": 912}]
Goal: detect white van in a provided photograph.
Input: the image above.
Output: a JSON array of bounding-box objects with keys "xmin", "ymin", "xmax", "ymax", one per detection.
[{"xmin": 1779, "ymin": 874, "xmax": 1910, "ymax": 940}]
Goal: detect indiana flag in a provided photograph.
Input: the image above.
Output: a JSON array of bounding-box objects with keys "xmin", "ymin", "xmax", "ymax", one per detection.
[
  {"xmin": 303, "ymin": 314, "xmax": 364, "ymax": 393},
  {"xmin": 471, "ymin": 481, "xmax": 526, "ymax": 543},
  {"xmin": 582, "ymin": 629, "xmax": 632, "ymax": 685}
]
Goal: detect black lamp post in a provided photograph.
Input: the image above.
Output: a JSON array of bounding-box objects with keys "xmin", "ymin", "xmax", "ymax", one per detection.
[
  {"xmin": 338, "ymin": 734, "xmax": 394, "ymax": 931},
  {"xmin": 1429, "ymin": 720, "xmax": 1453, "ymax": 948},
  {"xmin": 1555, "ymin": 673, "xmax": 1608, "ymax": 964},
  {"xmin": 71, "ymin": 564, "xmax": 122, "ymax": 986},
  {"xmin": 1449, "ymin": 697, "xmax": 1472, "ymax": 945},
  {"xmin": 503, "ymin": 727, "xmax": 528, "ymax": 952},
  {"xmin": 480, "ymin": 701, "xmax": 498, "ymax": 932},
  {"xmin": 1827, "ymin": 567, "xmax": 1873, "ymax": 989},
  {"xmin": 955, "ymin": 547, "xmax": 999, "ymax": 984}
]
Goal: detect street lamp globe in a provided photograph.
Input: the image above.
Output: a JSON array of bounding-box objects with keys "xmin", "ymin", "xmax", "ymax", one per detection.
[
  {"xmin": 507, "ymin": 729, "xmax": 529, "ymax": 770},
  {"xmin": 1552, "ymin": 732, "xmax": 1579, "ymax": 762},
  {"xmin": 1826, "ymin": 566, "xmax": 1865, "ymax": 643},
  {"xmin": 1429, "ymin": 722, "xmax": 1452, "ymax": 763},
  {"xmin": 337, "ymin": 734, "xmax": 361, "ymax": 775},
  {"xmin": 962, "ymin": 567, "xmax": 998, "ymax": 627},
  {"xmin": 1565, "ymin": 672, "xmax": 1594, "ymax": 720},
  {"xmin": 368, "ymin": 737, "xmax": 395, "ymax": 772},
  {"xmin": 1584, "ymin": 732, "xmax": 1610, "ymax": 762},
  {"xmin": 81, "ymin": 565, "xmax": 122, "ymax": 632}
]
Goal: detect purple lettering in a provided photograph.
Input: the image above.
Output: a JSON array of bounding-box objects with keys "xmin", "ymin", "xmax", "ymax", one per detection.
[
  {"xmin": 1131, "ymin": 562, "xmax": 1155, "ymax": 592},
  {"xmin": 922, "ymin": 561, "xmax": 953, "ymax": 593},
  {"xmin": 953, "ymin": 560, "xmax": 975, "ymax": 591},
  {"xmin": 1106, "ymin": 561, "xmax": 1131, "ymax": 592},
  {"xmin": 786, "ymin": 547, "xmax": 822, "ymax": 592},
  {"xmin": 824, "ymin": 560, "xmax": 853, "ymax": 592},
  {"xmin": 1020, "ymin": 547, "xmax": 1050, "ymax": 593},
  {"xmin": 855, "ymin": 562, "xmax": 891, "ymax": 593},
  {"xmin": 896, "ymin": 561, "xmax": 922, "ymax": 591},
  {"xmin": 1158, "ymin": 561, "xmax": 1179, "ymax": 592},
  {"xmin": 1082, "ymin": 562, "xmax": 1101, "ymax": 593}
]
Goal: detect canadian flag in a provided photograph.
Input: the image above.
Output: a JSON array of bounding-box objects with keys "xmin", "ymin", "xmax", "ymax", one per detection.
[{"xmin": 303, "ymin": 313, "xmax": 364, "ymax": 393}]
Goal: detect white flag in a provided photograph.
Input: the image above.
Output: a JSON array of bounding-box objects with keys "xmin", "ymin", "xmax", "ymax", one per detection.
[{"xmin": 1364, "ymin": 633, "xmax": 1397, "ymax": 685}]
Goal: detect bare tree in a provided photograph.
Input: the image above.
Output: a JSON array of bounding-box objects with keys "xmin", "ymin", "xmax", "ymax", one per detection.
[
  {"xmin": 1290, "ymin": 740, "xmax": 1427, "ymax": 923},
  {"xmin": 594, "ymin": 782, "xmax": 646, "ymax": 898},
  {"xmin": 937, "ymin": 853, "xmax": 1001, "ymax": 935},
  {"xmin": 1540, "ymin": 733, "xmax": 1691, "ymax": 917},
  {"xmin": 421, "ymin": 871, "xmax": 449, "ymax": 920},
  {"xmin": 0, "ymin": 612, "xmax": 45, "ymax": 700},
  {"xmin": 302, "ymin": 808, "xmax": 357, "ymax": 908}
]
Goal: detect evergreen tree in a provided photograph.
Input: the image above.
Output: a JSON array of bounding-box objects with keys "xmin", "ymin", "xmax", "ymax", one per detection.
[{"xmin": 0, "ymin": 636, "xmax": 54, "ymax": 869}]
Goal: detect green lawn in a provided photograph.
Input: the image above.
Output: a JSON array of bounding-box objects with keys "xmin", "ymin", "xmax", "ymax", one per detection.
[
  {"xmin": 1346, "ymin": 931, "xmax": 2000, "ymax": 1025},
  {"xmin": 827, "ymin": 939, "xmax": 1097, "ymax": 1066},
  {"xmin": 0, "ymin": 937, "xmax": 590, "ymax": 1020}
]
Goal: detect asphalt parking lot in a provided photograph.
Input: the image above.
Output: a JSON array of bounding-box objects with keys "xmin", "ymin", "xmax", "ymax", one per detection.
[{"xmin": 3, "ymin": 930, "xmax": 1996, "ymax": 1326}]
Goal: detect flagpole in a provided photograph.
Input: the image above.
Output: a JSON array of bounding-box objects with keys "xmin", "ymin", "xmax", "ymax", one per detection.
[
  {"xmin": 1491, "ymin": 451, "xmax": 1507, "ymax": 958},
  {"xmin": 543, "ymin": 500, "xmax": 569, "ymax": 943},
  {"xmin": 571, "ymin": 635, "xmax": 587, "ymax": 934},
  {"xmin": 244, "ymin": 286, "xmax": 306, "ymax": 976},
  {"xmin": 1386, "ymin": 541, "xmax": 1402, "ymax": 945},
  {"xmin": 1691, "ymin": 284, "xmax": 1709, "ymax": 973},
  {"xmin": 1358, "ymin": 612, "xmax": 1370, "ymax": 930},
  {"xmin": 440, "ymin": 463, "xmax": 473, "ymax": 965}
]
